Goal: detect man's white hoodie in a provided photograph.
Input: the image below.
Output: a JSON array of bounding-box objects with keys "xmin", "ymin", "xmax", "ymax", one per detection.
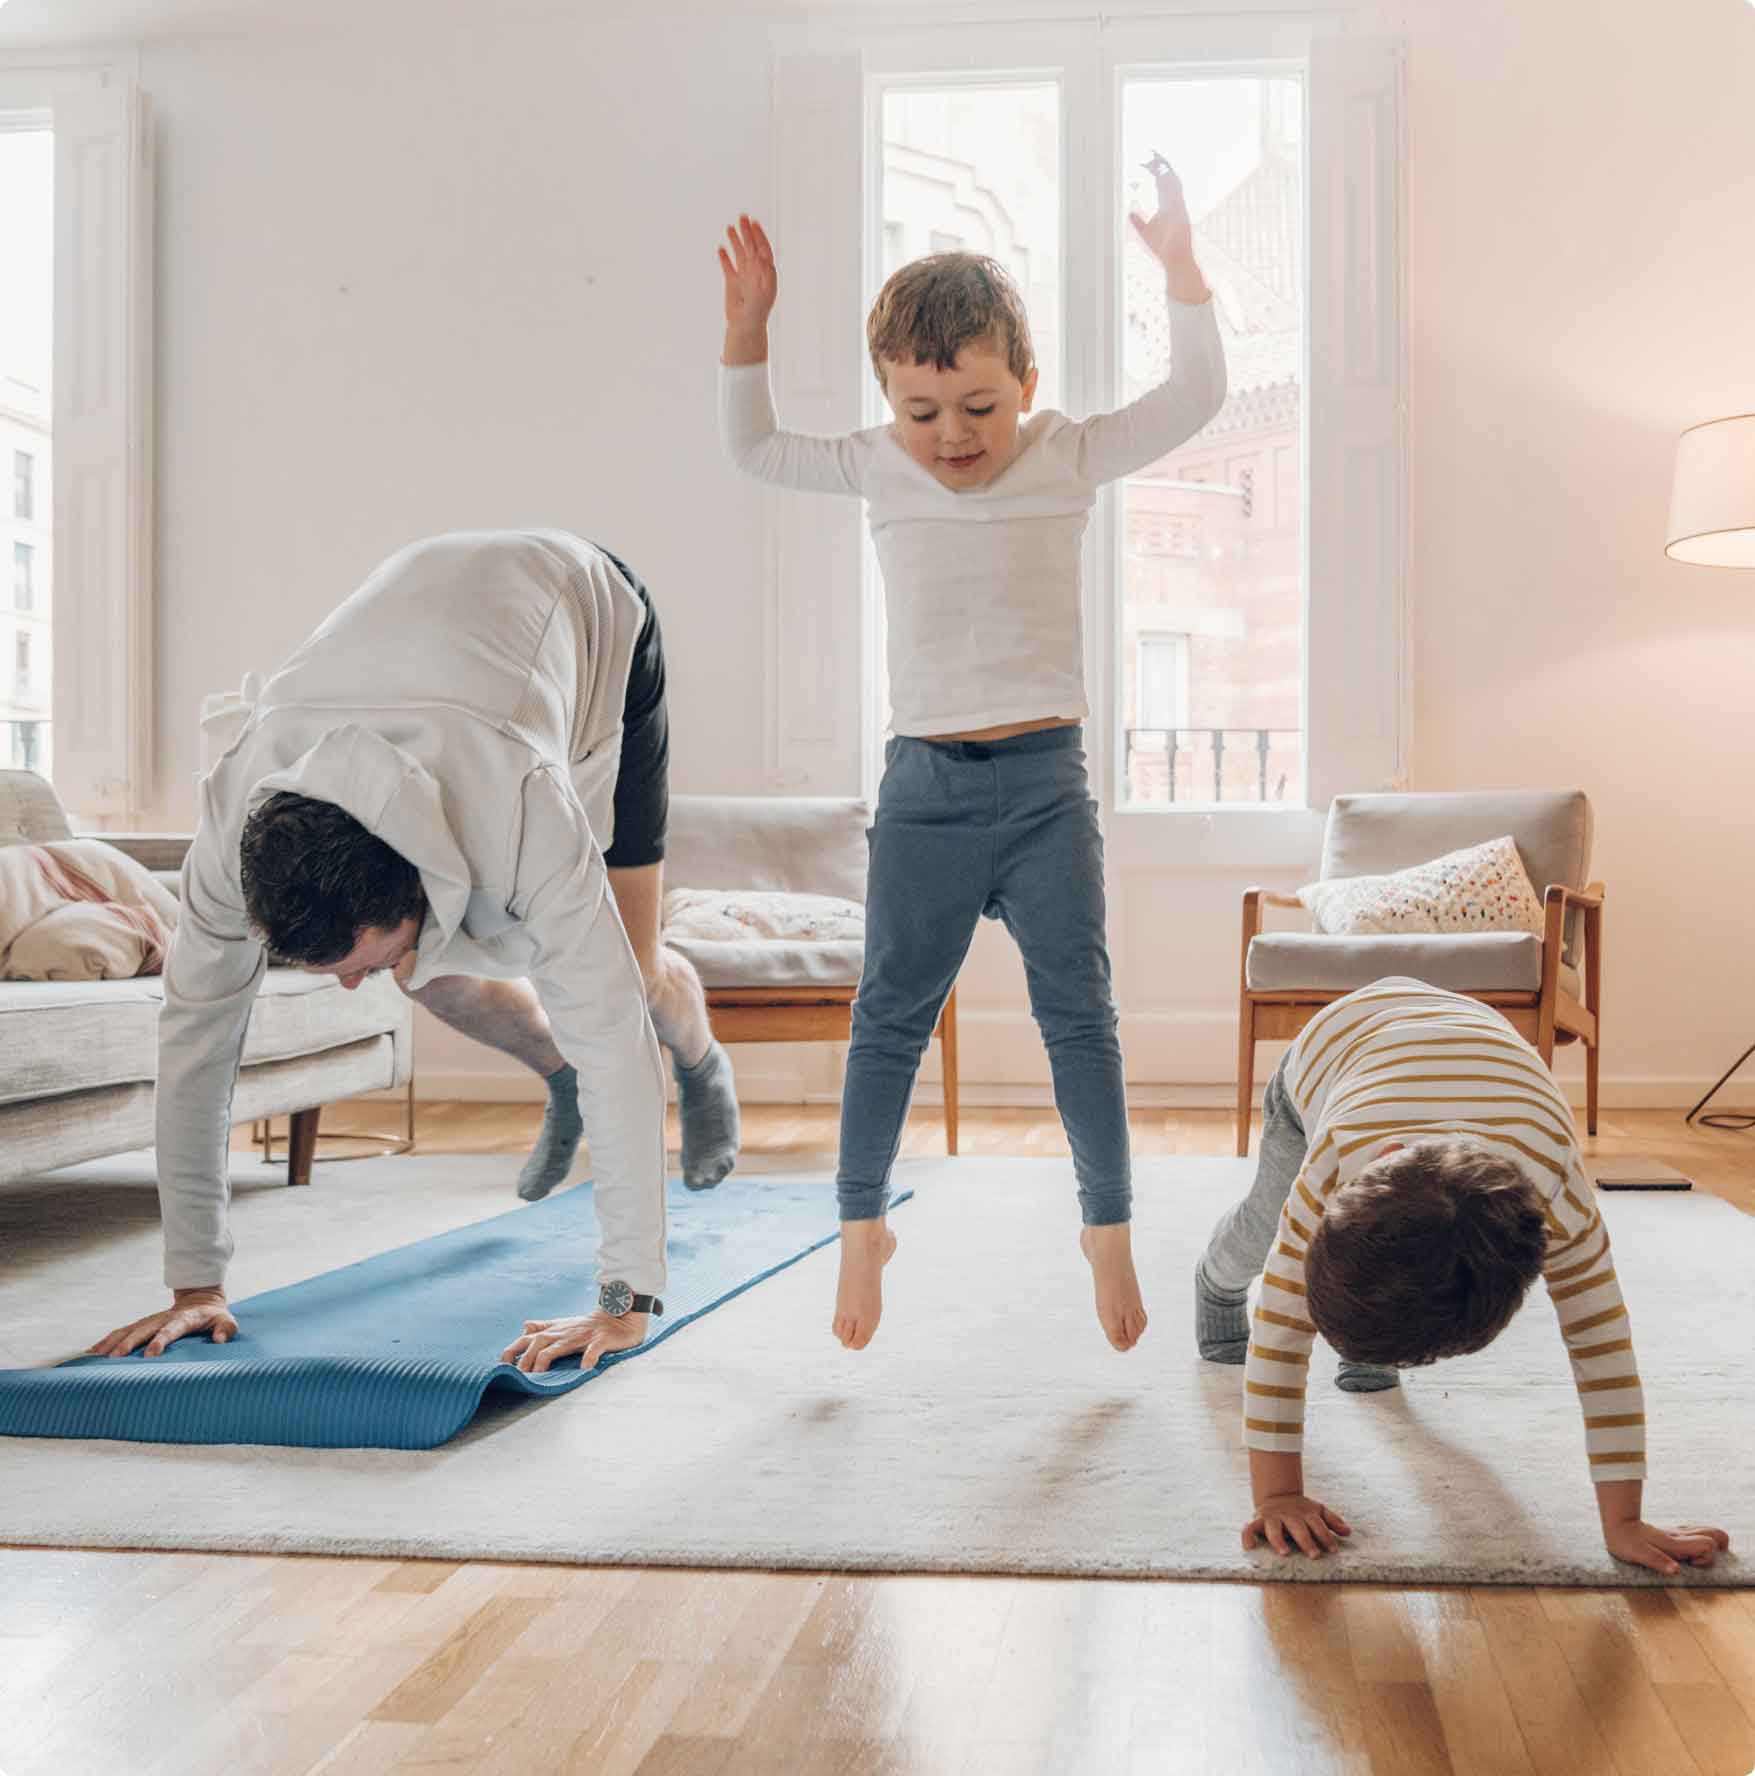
[{"xmin": 155, "ymin": 530, "xmax": 668, "ymax": 1298}]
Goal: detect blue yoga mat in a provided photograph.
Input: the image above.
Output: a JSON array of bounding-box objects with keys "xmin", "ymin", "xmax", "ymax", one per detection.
[{"xmin": 0, "ymin": 1173, "xmax": 895, "ymax": 1451}]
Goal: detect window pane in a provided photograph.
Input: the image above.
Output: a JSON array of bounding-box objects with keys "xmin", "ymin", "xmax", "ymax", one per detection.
[
  {"xmin": 1, "ymin": 128, "xmax": 54, "ymax": 781},
  {"xmin": 1117, "ymin": 75, "xmax": 1303, "ymax": 808},
  {"xmin": 871, "ymin": 84, "xmax": 1061, "ymax": 751}
]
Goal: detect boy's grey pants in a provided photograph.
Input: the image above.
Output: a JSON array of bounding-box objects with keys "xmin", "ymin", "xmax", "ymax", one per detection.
[
  {"xmin": 836, "ymin": 726, "xmax": 1131, "ymax": 1226},
  {"xmin": 1200, "ymin": 1050, "xmax": 1309, "ymax": 1293}
]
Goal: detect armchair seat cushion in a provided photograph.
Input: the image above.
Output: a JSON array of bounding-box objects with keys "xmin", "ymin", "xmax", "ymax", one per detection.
[
  {"xmin": 1247, "ymin": 932, "xmax": 1581, "ymax": 999},
  {"xmin": 665, "ymin": 935, "xmax": 865, "ymax": 992},
  {"xmin": 0, "ymin": 969, "xmax": 407, "ymax": 1108}
]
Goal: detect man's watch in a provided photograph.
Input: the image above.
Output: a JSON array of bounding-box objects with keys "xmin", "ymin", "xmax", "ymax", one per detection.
[{"xmin": 598, "ymin": 1280, "xmax": 663, "ymax": 1318}]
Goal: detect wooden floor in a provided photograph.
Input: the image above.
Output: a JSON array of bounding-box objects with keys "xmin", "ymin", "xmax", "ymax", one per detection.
[{"xmin": 4, "ymin": 1102, "xmax": 1754, "ymax": 1776}]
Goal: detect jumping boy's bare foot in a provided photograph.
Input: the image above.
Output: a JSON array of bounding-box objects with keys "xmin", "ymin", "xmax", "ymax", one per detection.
[
  {"xmin": 833, "ymin": 1219, "xmax": 897, "ymax": 1350},
  {"xmin": 1080, "ymin": 1223, "xmax": 1149, "ymax": 1351}
]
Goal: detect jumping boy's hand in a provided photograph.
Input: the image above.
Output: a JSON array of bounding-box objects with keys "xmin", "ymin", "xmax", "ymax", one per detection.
[
  {"xmin": 1602, "ymin": 1518, "xmax": 1730, "ymax": 1578},
  {"xmin": 719, "ymin": 214, "xmax": 777, "ymax": 365},
  {"xmin": 1244, "ymin": 1492, "xmax": 1353, "ymax": 1560},
  {"xmin": 1129, "ymin": 155, "xmax": 1209, "ymax": 304}
]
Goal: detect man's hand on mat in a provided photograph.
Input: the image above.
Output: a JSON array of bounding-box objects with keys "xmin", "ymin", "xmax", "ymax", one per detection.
[
  {"xmin": 87, "ymin": 1288, "xmax": 239, "ymax": 1359},
  {"xmin": 1243, "ymin": 1493, "xmax": 1353, "ymax": 1560},
  {"xmin": 500, "ymin": 1310, "xmax": 648, "ymax": 1374},
  {"xmin": 1602, "ymin": 1519, "xmax": 1730, "ymax": 1577}
]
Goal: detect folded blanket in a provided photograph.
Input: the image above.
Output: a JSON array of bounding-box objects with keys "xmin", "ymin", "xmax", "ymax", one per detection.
[{"xmin": 0, "ymin": 839, "xmax": 180, "ymax": 981}]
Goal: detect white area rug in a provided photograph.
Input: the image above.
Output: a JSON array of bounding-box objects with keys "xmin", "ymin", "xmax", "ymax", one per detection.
[{"xmin": 0, "ymin": 1151, "xmax": 1748, "ymax": 1587}]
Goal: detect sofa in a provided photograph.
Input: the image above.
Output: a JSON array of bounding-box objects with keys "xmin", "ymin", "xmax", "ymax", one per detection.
[{"xmin": 0, "ymin": 769, "xmax": 412, "ymax": 1188}]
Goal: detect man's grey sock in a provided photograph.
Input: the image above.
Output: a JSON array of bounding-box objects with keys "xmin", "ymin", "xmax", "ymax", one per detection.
[
  {"xmin": 517, "ymin": 1063, "xmax": 583, "ymax": 1202},
  {"xmin": 1194, "ymin": 1259, "xmax": 1251, "ymax": 1363},
  {"xmin": 676, "ymin": 1039, "xmax": 740, "ymax": 1191},
  {"xmin": 1336, "ymin": 1361, "xmax": 1400, "ymax": 1394}
]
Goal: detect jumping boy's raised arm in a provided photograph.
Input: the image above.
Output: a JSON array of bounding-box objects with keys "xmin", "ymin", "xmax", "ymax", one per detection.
[
  {"xmin": 717, "ymin": 213, "xmax": 870, "ymax": 496},
  {"xmin": 1057, "ymin": 160, "xmax": 1228, "ymax": 487}
]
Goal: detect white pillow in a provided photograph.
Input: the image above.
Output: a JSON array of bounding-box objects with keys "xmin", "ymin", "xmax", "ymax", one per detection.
[
  {"xmin": 1297, "ymin": 835, "xmax": 1546, "ymax": 939},
  {"xmin": 662, "ymin": 888, "xmax": 865, "ymax": 945}
]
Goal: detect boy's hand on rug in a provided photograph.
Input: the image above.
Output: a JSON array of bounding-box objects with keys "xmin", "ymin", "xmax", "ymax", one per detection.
[
  {"xmin": 1602, "ymin": 1519, "xmax": 1730, "ymax": 1577},
  {"xmin": 87, "ymin": 1288, "xmax": 239, "ymax": 1359},
  {"xmin": 500, "ymin": 1310, "xmax": 648, "ymax": 1375},
  {"xmin": 1243, "ymin": 1493, "xmax": 1353, "ymax": 1560}
]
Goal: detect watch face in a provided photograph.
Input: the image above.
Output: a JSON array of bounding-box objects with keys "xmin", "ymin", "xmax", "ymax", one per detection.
[{"xmin": 598, "ymin": 1279, "xmax": 635, "ymax": 1318}]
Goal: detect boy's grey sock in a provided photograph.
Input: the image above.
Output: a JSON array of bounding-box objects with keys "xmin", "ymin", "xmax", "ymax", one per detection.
[
  {"xmin": 1194, "ymin": 1259, "xmax": 1251, "ymax": 1364},
  {"xmin": 1336, "ymin": 1361, "xmax": 1400, "ymax": 1394},
  {"xmin": 516, "ymin": 1063, "xmax": 583, "ymax": 1202},
  {"xmin": 676, "ymin": 1039, "xmax": 740, "ymax": 1191}
]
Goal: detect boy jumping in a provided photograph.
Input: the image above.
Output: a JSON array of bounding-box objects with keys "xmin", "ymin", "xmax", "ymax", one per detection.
[
  {"xmin": 1198, "ymin": 977, "xmax": 1728, "ymax": 1576},
  {"xmin": 717, "ymin": 161, "xmax": 1226, "ymax": 1353}
]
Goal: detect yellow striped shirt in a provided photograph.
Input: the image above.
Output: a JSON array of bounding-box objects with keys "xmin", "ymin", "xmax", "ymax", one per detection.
[{"xmin": 1243, "ymin": 978, "xmax": 1645, "ymax": 1483}]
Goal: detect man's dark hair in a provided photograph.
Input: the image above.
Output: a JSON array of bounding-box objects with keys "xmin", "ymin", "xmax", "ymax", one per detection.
[
  {"xmin": 1303, "ymin": 1139, "xmax": 1550, "ymax": 1368},
  {"xmin": 238, "ymin": 791, "xmax": 425, "ymax": 967}
]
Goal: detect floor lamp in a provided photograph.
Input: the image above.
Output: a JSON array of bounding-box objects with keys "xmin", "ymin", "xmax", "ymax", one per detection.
[{"xmin": 1667, "ymin": 413, "xmax": 1755, "ymax": 1127}]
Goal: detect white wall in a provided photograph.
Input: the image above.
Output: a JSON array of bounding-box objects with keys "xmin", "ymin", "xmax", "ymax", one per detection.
[
  {"xmin": 1402, "ymin": 0, "xmax": 1755, "ymax": 1106},
  {"xmin": 6, "ymin": 0, "xmax": 1754, "ymax": 1107}
]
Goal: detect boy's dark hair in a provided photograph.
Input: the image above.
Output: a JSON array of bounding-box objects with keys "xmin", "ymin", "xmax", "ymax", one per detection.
[
  {"xmin": 1304, "ymin": 1140, "xmax": 1550, "ymax": 1368},
  {"xmin": 867, "ymin": 252, "xmax": 1035, "ymax": 388},
  {"xmin": 238, "ymin": 791, "xmax": 425, "ymax": 967}
]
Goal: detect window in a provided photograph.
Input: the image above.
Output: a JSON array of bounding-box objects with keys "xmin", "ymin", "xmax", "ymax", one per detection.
[
  {"xmin": 1117, "ymin": 73, "xmax": 1304, "ymax": 808},
  {"xmin": 15, "ymin": 630, "xmax": 31, "ymax": 686},
  {"xmin": 13, "ymin": 541, "xmax": 32, "ymax": 612},
  {"xmin": 11, "ymin": 449, "xmax": 32, "ymax": 522},
  {"xmin": 5, "ymin": 719, "xmax": 43, "ymax": 772}
]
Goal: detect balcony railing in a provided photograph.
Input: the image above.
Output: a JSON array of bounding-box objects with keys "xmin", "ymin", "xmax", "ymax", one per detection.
[{"xmin": 1125, "ymin": 726, "xmax": 1303, "ymax": 806}]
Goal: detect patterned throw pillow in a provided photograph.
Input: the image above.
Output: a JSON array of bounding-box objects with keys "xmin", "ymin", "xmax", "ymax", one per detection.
[
  {"xmin": 1297, "ymin": 835, "xmax": 1547, "ymax": 938},
  {"xmin": 661, "ymin": 888, "xmax": 865, "ymax": 945}
]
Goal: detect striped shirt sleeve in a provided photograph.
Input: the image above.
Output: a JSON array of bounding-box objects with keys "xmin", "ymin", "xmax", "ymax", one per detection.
[
  {"xmin": 1542, "ymin": 1161, "xmax": 1647, "ymax": 1483},
  {"xmin": 1240, "ymin": 1163, "xmax": 1327, "ymax": 1457}
]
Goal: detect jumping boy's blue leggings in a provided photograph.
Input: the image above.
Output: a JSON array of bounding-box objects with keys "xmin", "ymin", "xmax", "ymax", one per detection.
[{"xmin": 835, "ymin": 726, "xmax": 1132, "ymax": 1225}]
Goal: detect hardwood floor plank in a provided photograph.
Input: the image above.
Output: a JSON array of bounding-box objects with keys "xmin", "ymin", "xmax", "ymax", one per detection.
[
  {"xmin": 1473, "ymin": 1589, "xmax": 1619, "ymax": 1776},
  {"xmin": 369, "ymin": 1595, "xmax": 552, "ymax": 1725},
  {"xmin": 1536, "ymin": 1590, "xmax": 1703, "ymax": 1776},
  {"xmin": 1654, "ymin": 1681, "xmax": 1755, "ymax": 1776}
]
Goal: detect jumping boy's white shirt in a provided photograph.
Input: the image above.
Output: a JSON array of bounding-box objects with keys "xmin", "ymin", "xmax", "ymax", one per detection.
[
  {"xmin": 1245, "ymin": 979, "xmax": 1646, "ymax": 1483},
  {"xmin": 718, "ymin": 295, "xmax": 1226, "ymax": 736},
  {"xmin": 156, "ymin": 531, "xmax": 670, "ymax": 1298}
]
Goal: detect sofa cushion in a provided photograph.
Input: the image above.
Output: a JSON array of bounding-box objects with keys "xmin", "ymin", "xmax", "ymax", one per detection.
[
  {"xmin": 0, "ymin": 969, "xmax": 406, "ymax": 1108},
  {"xmin": 665, "ymin": 795, "xmax": 870, "ymax": 902},
  {"xmin": 1247, "ymin": 932, "xmax": 1581, "ymax": 999},
  {"xmin": 666, "ymin": 935, "xmax": 866, "ymax": 991}
]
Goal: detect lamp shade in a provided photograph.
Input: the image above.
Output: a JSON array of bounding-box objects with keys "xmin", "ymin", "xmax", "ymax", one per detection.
[{"xmin": 1666, "ymin": 413, "xmax": 1755, "ymax": 566}]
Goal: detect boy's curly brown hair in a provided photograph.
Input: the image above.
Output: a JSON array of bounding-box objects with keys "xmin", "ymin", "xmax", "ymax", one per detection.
[
  {"xmin": 866, "ymin": 252, "xmax": 1035, "ymax": 389},
  {"xmin": 1303, "ymin": 1139, "xmax": 1550, "ymax": 1368}
]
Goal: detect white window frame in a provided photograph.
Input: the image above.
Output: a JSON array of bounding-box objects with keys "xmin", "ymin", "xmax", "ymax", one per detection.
[
  {"xmin": 782, "ymin": 7, "xmax": 1404, "ymax": 873},
  {"xmin": 0, "ymin": 52, "xmax": 154, "ymax": 822}
]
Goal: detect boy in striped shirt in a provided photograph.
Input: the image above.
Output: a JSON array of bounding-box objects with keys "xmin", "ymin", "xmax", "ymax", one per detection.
[{"xmin": 1196, "ymin": 978, "xmax": 1728, "ymax": 1576}]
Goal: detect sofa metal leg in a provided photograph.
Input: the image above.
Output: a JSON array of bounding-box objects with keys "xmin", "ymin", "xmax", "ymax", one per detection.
[{"xmin": 287, "ymin": 1106, "xmax": 321, "ymax": 1186}]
